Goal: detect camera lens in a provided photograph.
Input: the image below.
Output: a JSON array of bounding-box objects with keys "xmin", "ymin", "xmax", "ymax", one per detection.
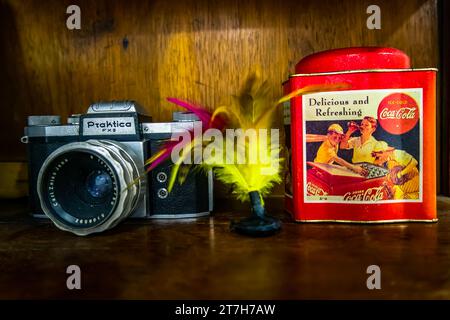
[
  {"xmin": 37, "ymin": 140, "xmax": 142, "ymax": 236},
  {"xmin": 86, "ymin": 171, "xmax": 113, "ymax": 198}
]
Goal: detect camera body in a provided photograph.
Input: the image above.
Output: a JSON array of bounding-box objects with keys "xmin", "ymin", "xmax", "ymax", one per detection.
[{"xmin": 23, "ymin": 101, "xmax": 213, "ymax": 235}]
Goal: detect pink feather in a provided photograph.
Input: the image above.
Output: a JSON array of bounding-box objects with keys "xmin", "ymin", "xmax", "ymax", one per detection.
[{"xmin": 145, "ymin": 98, "xmax": 227, "ymax": 171}]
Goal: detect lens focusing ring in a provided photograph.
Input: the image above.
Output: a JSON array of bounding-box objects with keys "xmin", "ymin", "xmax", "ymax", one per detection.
[
  {"xmin": 87, "ymin": 140, "xmax": 140, "ymax": 231},
  {"xmin": 37, "ymin": 140, "xmax": 141, "ymax": 236}
]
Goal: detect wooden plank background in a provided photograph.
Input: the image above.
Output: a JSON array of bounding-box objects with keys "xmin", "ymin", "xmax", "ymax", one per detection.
[
  {"xmin": 439, "ymin": 0, "xmax": 449, "ymax": 196},
  {"xmin": 0, "ymin": 0, "xmax": 440, "ymax": 195}
]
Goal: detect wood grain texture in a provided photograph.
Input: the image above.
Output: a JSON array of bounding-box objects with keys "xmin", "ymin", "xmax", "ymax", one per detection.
[
  {"xmin": 0, "ymin": 197, "xmax": 450, "ymax": 299},
  {"xmin": 439, "ymin": 0, "xmax": 449, "ymax": 196},
  {"xmin": 0, "ymin": 0, "xmax": 439, "ymax": 196}
]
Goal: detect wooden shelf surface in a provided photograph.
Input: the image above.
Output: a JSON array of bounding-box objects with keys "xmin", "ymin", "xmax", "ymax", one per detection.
[{"xmin": 0, "ymin": 197, "xmax": 449, "ymax": 299}]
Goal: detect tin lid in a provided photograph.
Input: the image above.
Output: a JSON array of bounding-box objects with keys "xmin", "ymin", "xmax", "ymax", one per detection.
[{"xmin": 295, "ymin": 47, "xmax": 411, "ymax": 73}]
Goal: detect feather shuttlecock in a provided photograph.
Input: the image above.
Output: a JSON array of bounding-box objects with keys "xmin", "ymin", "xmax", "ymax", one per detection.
[
  {"xmin": 146, "ymin": 72, "xmax": 349, "ymax": 204},
  {"xmin": 146, "ymin": 72, "xmax": 349, "ymax": 236}
]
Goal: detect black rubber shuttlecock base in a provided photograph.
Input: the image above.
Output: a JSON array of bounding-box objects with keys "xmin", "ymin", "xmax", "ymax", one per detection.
[
  {"xmin": 230, "ymin": 191, "xmax": 281, "ymax": 237},
  {"xmin": 230, "ymin": 215, "xmax": 281, "ymax": 237}
]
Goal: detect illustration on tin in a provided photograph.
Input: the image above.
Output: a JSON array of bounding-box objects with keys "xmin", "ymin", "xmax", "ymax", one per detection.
[{"xmin": 303, "ymin": 89, "xmax": 422, "ymax": 203}]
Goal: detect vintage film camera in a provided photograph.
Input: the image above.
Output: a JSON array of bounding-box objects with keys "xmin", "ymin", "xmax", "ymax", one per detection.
[{"xmin": 22, "ymin": 101, "xmax": 213, "ymax": 236}]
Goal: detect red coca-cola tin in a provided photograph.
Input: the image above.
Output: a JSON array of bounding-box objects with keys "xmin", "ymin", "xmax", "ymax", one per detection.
[{"xmin": 283, "ymin": 47, "xmax": 437, "ymax": 222}]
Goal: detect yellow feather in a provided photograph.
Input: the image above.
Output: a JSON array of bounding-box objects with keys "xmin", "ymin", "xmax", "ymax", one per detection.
[
  {"xmin": 166, "ymin": 71, "xmax": 350, "ymax": 202},
  {"xmin": 277, "ymin": 83, "xmax": 350, "ymax": 104},
  {"xmin": 211, "ymin": 105, "xmax": 245, "ymax": 128},
  {"xmin": 144, "ymin": 149, "xmax": 165, "ymax": 166},
  {"xmin": 167, "ymin": 137, "xmax": 198, "ymax": 192}
]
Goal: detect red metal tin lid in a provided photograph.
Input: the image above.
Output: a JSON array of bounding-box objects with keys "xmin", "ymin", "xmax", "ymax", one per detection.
[{"xmin": 295, "ymin": 47, "xmax": 411, "ymax": 74}]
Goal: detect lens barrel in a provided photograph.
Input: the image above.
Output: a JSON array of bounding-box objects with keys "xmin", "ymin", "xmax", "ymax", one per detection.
[{"xmin": 37, "ymin": 140, "xmax": 141, "ymax": 236}]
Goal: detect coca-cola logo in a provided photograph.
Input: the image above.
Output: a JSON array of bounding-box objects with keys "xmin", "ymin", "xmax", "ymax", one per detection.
[
  {"xmin": 306, "ymin": 182, "xmax": 328, "ymax": 196},
  {"xmin": 379, "ymin": 107, "xmax": 416, "ymax": 120},
  {"xmin": 343, "ymin": 186, "xmax": 386, "ymax": 201},
  {"xmin": 377, "ymin": 93, "xmax": 419, "ymax": 135}
]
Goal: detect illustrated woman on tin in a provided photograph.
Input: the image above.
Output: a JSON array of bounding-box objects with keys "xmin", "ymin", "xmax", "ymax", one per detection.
[{"xmin": 340, "ymin": 116, "xmax": 379, "ymax": 164}]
